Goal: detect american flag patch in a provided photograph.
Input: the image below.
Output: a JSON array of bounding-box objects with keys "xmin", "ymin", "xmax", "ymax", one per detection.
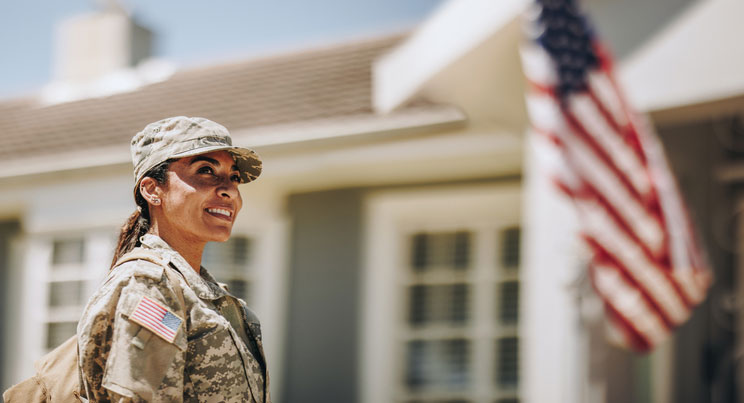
[{"xmin": 129, "ymin": 296, "xmax": 183, "ymax": 343}]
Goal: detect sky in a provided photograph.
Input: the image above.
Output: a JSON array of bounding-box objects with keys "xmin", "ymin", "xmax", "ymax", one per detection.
[{"xmin": 0, "ymin": 0, "xmax": 446, "ymax": 99}]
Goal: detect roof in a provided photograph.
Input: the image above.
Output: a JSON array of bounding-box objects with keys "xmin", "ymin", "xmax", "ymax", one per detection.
[{"xmin": 0, "ymin": 33, "xmax": 447, "ymax": 168}]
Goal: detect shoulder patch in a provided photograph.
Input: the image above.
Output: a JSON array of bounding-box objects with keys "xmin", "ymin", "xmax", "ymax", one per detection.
[{"xmin": 128, "ymin": 296, "xmax": 183, "ymax": 343}]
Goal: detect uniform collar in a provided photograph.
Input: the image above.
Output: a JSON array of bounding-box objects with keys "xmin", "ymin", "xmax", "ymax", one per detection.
[{"xmin": 139, "ymin": 233, "xmax": 228, "ymax": 300}]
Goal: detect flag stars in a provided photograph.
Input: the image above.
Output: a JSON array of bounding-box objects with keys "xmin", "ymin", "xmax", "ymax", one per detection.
[{"xmin": 534, "ymin": 0, "xmax": 598, "ymax": 98}]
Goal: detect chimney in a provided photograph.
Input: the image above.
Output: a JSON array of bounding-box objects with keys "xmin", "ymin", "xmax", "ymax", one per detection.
[{"xmin": 53, "ymin": 2, "xmax": 153, "ymax": 83}]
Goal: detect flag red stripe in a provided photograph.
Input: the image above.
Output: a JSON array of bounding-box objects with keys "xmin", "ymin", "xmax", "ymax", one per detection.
[
  {"xmin": 578, "ymin": 182, "xmax": 695, "ymax": 308},
  {"xmin": 140, "ymin": 298, "xmax": 168, "ymax": 317},
  {"xmin": 548, "ymin": 131, "xmax": 662, "ymax": 255},
  {"xmin": 140, "ymin": 297, "xmax": 168, "ymax": 313},
  {"xmin": 583, "ymin": 234, "xmax": 676, "ymax": 329},
  {"xmin": 587, "ymin": 267, "xmax": 654, "ymax": 351},
  {"xmin": 131, "ymin": 313, "xmax": 176, "ymax": 339},
  {"xmin": 539, "ymin": 127, "xmax": 665, "ymax": 257},
  {"xmin": 133, "ymin": 307, "xmax": 166, "ymax": 325},
  {"xmin": 556, "ymin": 168, "xmax": 696, "ymax": 310},
  {"xmin": 529, "ymin": 82, "xmax": 655, "ymax": 214},
  {"xmin": 529, "ymin": 76, "xmax": 649, "ymax": 173},
  {"xmin": 579, "ymin": 180, "xmax": 659, "ymax": 261},
  {"xmin": 527, "ymin": 79, "xmax": 557, "ymax": 98},
  {"xmin": 553, "ymin": 177, "xmax": 576, "ymax": 199},
  {"xmin": 585, "ymin": 88, "xmax": 624, "ymax": 142},
  {"xmin": 131, "ymin": 308, "xmax": 174, "ymax": 334},
  {"xmin": 135, "ymin": 304, "xmax": 170, "ymax": 325},
  {"xmin": 585, "ymin": 86, "xmax": 648, "ymax": 166},
  {"xmin": 605, "ymin": 304, "xmax": 653, "ymax": 352},
  {"xmin": 131, "ymin": 297, "xmax": 177, "ymax": 339},
  {"xmin": 562, "ymin": 108, "xmax": 647, "ymax": 208},
  {"xmin": 532, "ymin": 126, "xmax": 565, "ymax": 148}
]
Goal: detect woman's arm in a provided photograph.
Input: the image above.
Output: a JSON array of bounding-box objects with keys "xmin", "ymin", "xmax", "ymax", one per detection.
[{"xmin": 78, "ymin": 262, "xmax": 187, "ymax": 402}]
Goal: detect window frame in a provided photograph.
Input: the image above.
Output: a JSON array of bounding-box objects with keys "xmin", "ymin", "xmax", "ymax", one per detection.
[{"xmin": 360, "ymin": 184, "xmax": 522, "ymax": 403}]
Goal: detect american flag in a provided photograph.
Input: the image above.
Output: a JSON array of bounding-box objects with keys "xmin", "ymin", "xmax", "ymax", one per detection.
[
  {"xmin": 129, "ymin": 296, "xmax": 183, "ymax": 343},
  {"xmin": 520, "ymin": 0, "xmax": 712, "ymax": 351}
]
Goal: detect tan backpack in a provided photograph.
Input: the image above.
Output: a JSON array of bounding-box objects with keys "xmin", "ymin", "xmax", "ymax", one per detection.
[{"xmin": 2, "ymin": 250, "xmax": 183, "ymax": 403}]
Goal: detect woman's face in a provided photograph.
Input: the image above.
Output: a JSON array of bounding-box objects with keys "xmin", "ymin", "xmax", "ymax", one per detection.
[{"xmin": 155, "ymin": 150, "xmax": 243, "ymax": 244}]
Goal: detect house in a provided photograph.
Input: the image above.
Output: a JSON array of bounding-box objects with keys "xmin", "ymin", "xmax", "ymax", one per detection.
[{"xmin": 0, "ymin": 0, "xmax": 741, "ymax": 402}]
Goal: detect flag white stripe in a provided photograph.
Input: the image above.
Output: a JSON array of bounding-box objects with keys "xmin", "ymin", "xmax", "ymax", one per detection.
[
  {"xmin": 131, "ymin": 309, "xmax": 175, "ymax": 335},
  {"xmin": 140, "ymin": 299, "xmax": 168, "ymax": 317},
  {"xmin": 558, "ymin": 115, "xmax": 665, "ymax": 251},
  {"xmin": 130, "ymin": 313, "xmax": 176, "ymax": 339},
  {"xmin": 527, "ymin": 91, "xmax": 664, "ymax": 252},
  {"xmin": 520, "ymin": 43, "xmax": 558, "ymax": 86},
  {"xmin": 587, "ymin": 71, "xmax": 628, "ymax": 128},
  {"xmin": 580, "ymin": 201, "xmax": 691, "ymax": 324},
  {"xmin": 133, "ymin": 307, "xmax": 167, "ymax": 327},
  {"xmin": 130, "ymin": 297, "xmax": 178, "ymax": 339},
  {"xmin": 526, "ymin": 94, "xmax": 568, "ymax": 134},
  {"xmin": 593, "ymin": 263, "xmax": 669, "ymax": 346},
  {"xmin": 569, "ymin": 93, "xmax": 651, "ymax": 195},
  {"xmin": 673, "ymin": 270, "xmax": 706, "ymax": 304}
]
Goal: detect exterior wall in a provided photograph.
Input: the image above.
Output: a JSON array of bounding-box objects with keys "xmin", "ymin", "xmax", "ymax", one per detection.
[
  {"xmin": 281, "ymin": 177, "xmax": 519, "ymax": 403},
  {"xmin": 0, "ymin": 220, "xmax": 20, "ymax": 391},
  {"xmin": 657, "ymin": 117, "xmax": 736, "ymax": 403},
  {"xmin": 282, "ymin": 189, "xmax": 364, "ymax": 403}
]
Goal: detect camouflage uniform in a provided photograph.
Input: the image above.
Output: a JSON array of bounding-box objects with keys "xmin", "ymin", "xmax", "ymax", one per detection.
[{"xmin": 77, "ymin": 234, "xmax": 269, "ymax": 402}]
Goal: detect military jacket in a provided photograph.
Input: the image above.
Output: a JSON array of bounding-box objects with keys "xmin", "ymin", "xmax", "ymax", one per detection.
[{"xmin": 77, "ymin": 234, "xmax": 269, "ymax": 402}]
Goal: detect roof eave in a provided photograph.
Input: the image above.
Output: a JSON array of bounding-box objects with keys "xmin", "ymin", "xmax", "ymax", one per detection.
[{"xmin": 373, "ymin": 0, "xmax": 528, "ymax": 114}]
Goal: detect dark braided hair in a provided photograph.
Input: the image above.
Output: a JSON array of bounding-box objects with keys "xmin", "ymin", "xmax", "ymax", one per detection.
[{"xmin": 109, "ymin": 160, "xmax": 172, "ymax": 269}]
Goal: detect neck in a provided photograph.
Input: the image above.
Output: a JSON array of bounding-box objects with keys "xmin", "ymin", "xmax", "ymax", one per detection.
[{"xmin": 148, "ymin": 224, "xmax": 204, "ymax": 274}]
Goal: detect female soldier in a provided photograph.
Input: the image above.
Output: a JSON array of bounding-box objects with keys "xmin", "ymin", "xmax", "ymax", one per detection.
[{"xmin": 77, "ymin": 116, "xmax": 269, "ymax": 402}]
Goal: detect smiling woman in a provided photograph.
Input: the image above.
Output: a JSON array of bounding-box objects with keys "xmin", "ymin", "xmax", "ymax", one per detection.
[{"xmin": 76, "ymin": 116, "xmax": 270, "ymax": 402}]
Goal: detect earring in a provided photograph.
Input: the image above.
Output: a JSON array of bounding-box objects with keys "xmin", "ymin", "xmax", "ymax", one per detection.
[{"xmin": 151, "ymin": 198, "xmax": 160, "ymax": 205}]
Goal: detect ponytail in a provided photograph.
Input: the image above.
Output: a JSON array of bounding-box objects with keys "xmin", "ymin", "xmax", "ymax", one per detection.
[
  {"xmin": 109, "ymin": 209, "xmax": 150, "ymax": 269},
  {"xmin": 110, "ymin": 160, "xmax": 173, "ymax": 269}
]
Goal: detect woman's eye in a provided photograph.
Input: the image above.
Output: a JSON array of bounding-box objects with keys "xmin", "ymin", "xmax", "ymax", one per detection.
[
  {"xmin": 198, "ymin": 166, "xmax": 214, "ymax": 174},
  {"xmin": 231, "ymin": 174, "xmax": 241, "ymax": 183}
]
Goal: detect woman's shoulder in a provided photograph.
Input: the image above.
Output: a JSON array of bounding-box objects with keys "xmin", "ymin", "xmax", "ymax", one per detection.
[
  {"xmin": 80, "ymin": 250, "xmax": 177, "ymax": 319},
  {"xmin": 109, "ymin": 247, "xmax": 174, "ymax": 281},
  {"xmin": 109, "ymin": 257, "xmax": 166, "ymax": 284}
]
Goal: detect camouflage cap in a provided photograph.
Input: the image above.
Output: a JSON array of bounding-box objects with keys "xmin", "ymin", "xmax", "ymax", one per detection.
[{"xmin": 131, "ymin": 116, "xmax": 262, "ymax": 194}]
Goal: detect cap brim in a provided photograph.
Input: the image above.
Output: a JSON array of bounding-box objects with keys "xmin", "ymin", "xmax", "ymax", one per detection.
[{"xmin": 171, "ymin": 145, "xmax": 262, "ymax": 184}]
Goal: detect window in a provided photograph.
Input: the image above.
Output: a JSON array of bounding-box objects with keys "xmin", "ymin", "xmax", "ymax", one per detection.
[
  {"xmin": 202, "ymin": 235, "xmax": 254, "ymax": 303},
  {"xmin": 51, "ymin": 238, "xmax": 85, "ymax": 266},
  {"xmin": 399, "ymin": 228, "xmax": 520, "ymax": 402},
  {"xmin": 361, "ymin": 186, "xmax": 522, "ymax": 403},
  {"xmin": 45, "ymin": 237, "xmax": 89, "ymax": 349}
]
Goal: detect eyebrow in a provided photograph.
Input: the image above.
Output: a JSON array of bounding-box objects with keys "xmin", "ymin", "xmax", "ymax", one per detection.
[{"xmin": 190, "ymin": 156, "xmax": 239, "ymax": 172}]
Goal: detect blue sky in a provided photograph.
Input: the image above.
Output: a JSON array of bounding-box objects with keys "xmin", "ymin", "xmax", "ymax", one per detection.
[{"xmin": 0, "ymin": 0, "xmax": 445, "ymax": 99}]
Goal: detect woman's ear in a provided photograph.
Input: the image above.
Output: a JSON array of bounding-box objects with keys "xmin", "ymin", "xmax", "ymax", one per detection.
[{"xmin": 139, "ymin": 177, "xmax": 163, "ymax": 207}]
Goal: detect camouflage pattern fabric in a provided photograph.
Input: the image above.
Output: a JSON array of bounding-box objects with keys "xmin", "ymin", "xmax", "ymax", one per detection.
[{"xmin": 77, "ymin": 234, "xmax": 269, "ymax": 402}]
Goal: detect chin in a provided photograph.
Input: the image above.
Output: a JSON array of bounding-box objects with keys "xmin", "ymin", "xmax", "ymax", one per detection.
[{"xmin": 209, "ymin": 228, "xmax": 233, "ymax": 243}]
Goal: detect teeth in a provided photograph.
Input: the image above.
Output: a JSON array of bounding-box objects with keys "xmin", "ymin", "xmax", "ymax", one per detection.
[{"xmin": 207, "ymin": 208, "xmax": 232, "ymax": 217}]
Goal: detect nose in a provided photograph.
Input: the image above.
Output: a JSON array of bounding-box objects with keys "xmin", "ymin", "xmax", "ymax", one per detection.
[{"xmin": 217, "ymin": 178, "xmax": 240, "ymax": 199}]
